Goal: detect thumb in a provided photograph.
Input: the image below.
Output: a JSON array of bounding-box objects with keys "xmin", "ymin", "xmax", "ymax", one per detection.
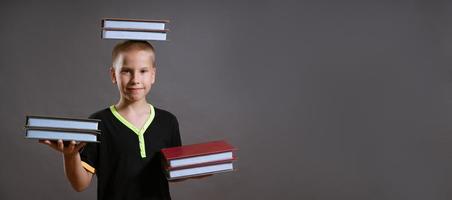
[{"xmin": 75, "ymin": 142, "xmax": 87, "ymax": 152}]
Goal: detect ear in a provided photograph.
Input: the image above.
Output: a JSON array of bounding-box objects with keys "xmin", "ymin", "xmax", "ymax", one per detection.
[
  {"xmin": 110, "ymin": 67, "xmax": 116, "ymax": 84},
  {"xmin": 151, "ymin": 67, "xmax": 156, "ymax": 84}
]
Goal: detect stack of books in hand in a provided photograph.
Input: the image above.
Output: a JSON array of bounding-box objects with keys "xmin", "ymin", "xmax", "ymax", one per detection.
[
  {"xmin": 101, "ymin": 18, "xmax": 169, "ymax": 41},
  {"xmin": 161, "ymin": 140, "xmax": 237, "ymax": 180},
  {"xmin": 24, "ymin": 115, "xmax": 101, "ymax": 143}
]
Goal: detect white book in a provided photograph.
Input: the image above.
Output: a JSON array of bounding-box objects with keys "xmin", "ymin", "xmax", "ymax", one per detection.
[
  {"xmin": 102, "ymin": 29, "xmax": 167, "ymax": 41},
  {"xmin": 103, "ymin": 18, "xmax": 168, "ymax": 31},
  {"xmin": 26, "ymin": 115, "xmax": 100, "ymax": 130},
  {"xmin": 25, "ymin": 128, "xmax": 99, "ymax": 143},
  {"xmin": 168, "ymin": 162, "xmax": 234, "ymax": 180},
  {"xmin": 169, "ymin": 152, "xmax": 234, "ymax": 168}
]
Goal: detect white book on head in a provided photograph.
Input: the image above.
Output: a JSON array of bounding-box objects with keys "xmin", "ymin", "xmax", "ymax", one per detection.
[
  {"xmin": 168, "ymin": 163, "xmax": 234, "ymax": 179},
  {"xmin": 103, "ymin": 19, "xmax": 166, "ymax": 31},
  {"xmin": 102, "ymin": 29, "xmax": 167, "ymax": 41},
  {"xmin": 169, "ymin": 152, "xmax": 234, "ymax": 168}
]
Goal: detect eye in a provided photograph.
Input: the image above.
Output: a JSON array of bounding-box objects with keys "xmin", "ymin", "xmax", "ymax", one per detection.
[
  {"xmin": 120, "ymin": 69, "xmax": 131, "ymax": 74},
  {"xmin": 140, "ymin": 69, "xmax": 149, "ymax": 73}
]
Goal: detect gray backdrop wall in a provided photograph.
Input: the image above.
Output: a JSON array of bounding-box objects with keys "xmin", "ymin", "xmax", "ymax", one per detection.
[{"xmin": 1, "ymin": 0, "xmax": 452, "ymax": 199}]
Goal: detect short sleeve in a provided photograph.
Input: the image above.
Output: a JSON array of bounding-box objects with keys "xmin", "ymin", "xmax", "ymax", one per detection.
[
  {"xmin": 79, "ymin": 113, "xmax": 101, "ymax": 174},
  {"xmin": 170, "ymin": 115, "xmax": 182, "ymax": 147}
]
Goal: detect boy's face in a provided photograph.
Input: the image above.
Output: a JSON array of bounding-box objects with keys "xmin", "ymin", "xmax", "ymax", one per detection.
[{"xmin": 111, "ymin": 49, "xmax": 156, "ymax": 103}]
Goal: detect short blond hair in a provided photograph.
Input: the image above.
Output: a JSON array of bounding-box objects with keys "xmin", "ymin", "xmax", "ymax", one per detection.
[{"xmin": 112, "ymin": 40, "xmax": 156, "ymax": 68}]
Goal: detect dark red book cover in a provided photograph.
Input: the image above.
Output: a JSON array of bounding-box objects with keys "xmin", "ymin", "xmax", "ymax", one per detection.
[{"xmin": 161, "ymin": 140, "xmax": 236, "ymax": 161}]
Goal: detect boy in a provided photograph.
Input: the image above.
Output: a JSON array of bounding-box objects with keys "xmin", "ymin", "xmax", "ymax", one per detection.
[{"xmin": 40, "ymin": 40, "xmax": 187, "ymax": 200}]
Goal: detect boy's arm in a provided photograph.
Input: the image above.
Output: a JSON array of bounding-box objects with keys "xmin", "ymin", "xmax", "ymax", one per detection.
[{"xmin": 39, "ymin": 140, "xmax": 93, "ymax": 192}]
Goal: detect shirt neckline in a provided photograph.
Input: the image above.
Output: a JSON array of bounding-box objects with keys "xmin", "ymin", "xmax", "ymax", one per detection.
[{"xmin": 109, "ymin": 104, "xmax": 155, "ymax": 158}]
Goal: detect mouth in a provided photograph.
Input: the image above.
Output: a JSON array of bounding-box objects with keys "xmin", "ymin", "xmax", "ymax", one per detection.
[{"xmin": 126, "ymin": 88, "xmax": 144, "ymax": 92}]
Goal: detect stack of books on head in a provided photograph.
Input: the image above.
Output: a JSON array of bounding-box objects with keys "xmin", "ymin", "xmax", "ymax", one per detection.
[
  {"xmin": 161, "ymin": 140, "xmax": 237, "ymax": 180},
  {"xmin": 24, "ymin": 115, "xmax": 101, "ymax": 143},
  {"xmin": 101, "ymin": 18, "xmax": 169, "ymax": 41}
]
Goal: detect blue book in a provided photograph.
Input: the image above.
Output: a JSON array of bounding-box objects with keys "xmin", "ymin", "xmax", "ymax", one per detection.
[
  {"xmin": 24, "ymin": 115, "xmax": 101, "ymax": 143},
  {"xmin": 25, "ymin": 127, "xmax": 100, "ymax": 143},
  {"xmin": 102, "ymin": 28, "xmax": 168, "ymax": 41},
  {"xmin": 102, "ymin": 18, "xmax": 169, "ymax": 31},
  {"xmin": 26, "ymin": 115, "xmax": 100, "ymax": 130}
]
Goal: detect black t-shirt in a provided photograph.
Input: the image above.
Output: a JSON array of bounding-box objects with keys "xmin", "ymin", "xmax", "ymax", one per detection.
[{"xmin": 80, "ymin": 105, "xmax": 182, "ymax": 200}]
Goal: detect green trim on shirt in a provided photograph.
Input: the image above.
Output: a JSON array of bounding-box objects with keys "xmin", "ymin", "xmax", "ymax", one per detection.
[{"xmin": 109, "ymin": 104, "xmax": 155, "ymax": 158}]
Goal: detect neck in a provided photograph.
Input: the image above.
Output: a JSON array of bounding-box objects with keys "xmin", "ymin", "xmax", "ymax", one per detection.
[{"xmin": 115, "ymin": 98, "xmax": 150, "ymax": 113}]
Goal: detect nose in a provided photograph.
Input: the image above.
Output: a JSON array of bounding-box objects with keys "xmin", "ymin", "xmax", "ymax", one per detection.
[{"xmin": 130, "ymin": 71, "xmax": 140, "ymax": 84}]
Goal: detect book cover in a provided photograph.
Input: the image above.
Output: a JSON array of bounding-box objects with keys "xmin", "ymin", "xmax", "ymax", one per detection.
[
  {"xmin": 25, "ymin": 115, "xmax": 100, "ymax": 130},
  {"xmin": 161, "ymin": 140, "xmax": 236, "ymax": 161},
  {"xmin": 25, "ymin": 127, "xmax": 100, "ymax": 143}
]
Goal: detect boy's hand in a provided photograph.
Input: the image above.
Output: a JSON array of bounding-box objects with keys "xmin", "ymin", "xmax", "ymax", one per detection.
[
  {"xmin": 39, "ymin": 140, "xmax": 86, "ymax": 157},
  {"xmin": 169, "ymin": 174, "xmax": 213, "ymax": 183}
]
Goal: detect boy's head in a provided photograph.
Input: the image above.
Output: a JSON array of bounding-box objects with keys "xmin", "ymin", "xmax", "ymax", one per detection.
[
  {"xmin": 112, "ymin": 40, "xmax": 156, "ymax": 69},
  {"xmin": 110, "ymin": 40, "xmax": 156, "ymax": 103}
]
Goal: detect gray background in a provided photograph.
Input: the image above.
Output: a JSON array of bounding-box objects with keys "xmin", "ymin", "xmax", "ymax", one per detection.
[{"xmin": 1, "ymin": 0, "xmax": 452, "ymax": 199}]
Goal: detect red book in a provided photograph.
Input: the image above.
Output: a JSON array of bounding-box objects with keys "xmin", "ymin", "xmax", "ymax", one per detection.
[{"xmin": 161, "ymin": 140, "xmax": 237, "ymax": 168}]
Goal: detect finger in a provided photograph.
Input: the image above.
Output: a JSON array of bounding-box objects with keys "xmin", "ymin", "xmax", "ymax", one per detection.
[
  {"xmin": 57, "ymin": 140, "xmax": 64, "ymax": 151},
  {"xmin": 169, "ymin": 178, "xmax": 188, "ymax": 183},
  {"xmin": 75, "ymin": 142, "xmax": 87, "ymax": 152},
  {"xmin": 194, "ymin": 174, "xmax": 212, "ymax": 179},
  {"xmin": 43, "ymin": 140, "xmax": 60, "ymax": 151},
  {"xmin": 39, "ymin": 139, "xmax": 50, "ymax": 145},
  {"xmin": 66, "ymin": 141, "xmax": 76, "ymax": 153},
  {"xmin": 42, "ymin": 140, "xmax": 55, "ymax": 147}
]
